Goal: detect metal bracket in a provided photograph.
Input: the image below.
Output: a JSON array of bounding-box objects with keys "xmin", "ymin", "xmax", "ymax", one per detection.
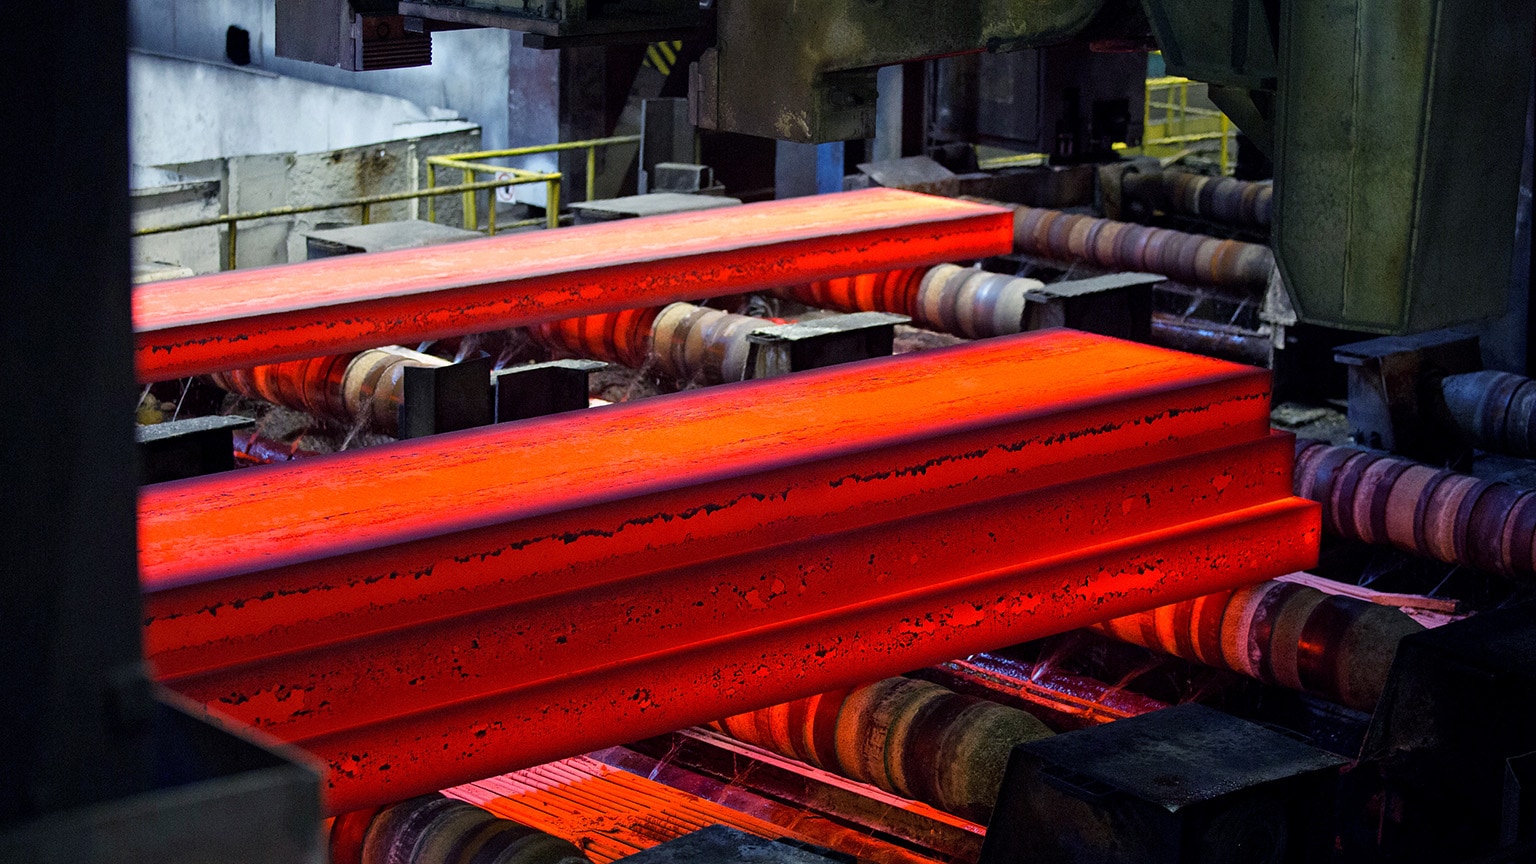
[
  {"xmin": 399, "ymin": 357, "xmax": 494, "ymax": 439},
  {"xmin": 744, "ymin": 312, "xmax": 908, "ymax": 379},
  {"xmin": 136, "ymin": 415, "xmax": 255, "ymax": 485},
  {"xmin": 1333, "ymin": 329, "xmax": 1481, "ymax": 462},
  {"xmin": 493, "ymin": 359, "xmax": 606, "ymax": 423}
]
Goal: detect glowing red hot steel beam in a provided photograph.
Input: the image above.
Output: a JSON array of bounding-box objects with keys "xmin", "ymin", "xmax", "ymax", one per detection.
[
  {"xmin": 138, "ymin": 330, "xmax": 1319, "ymax": 812},
  {"xmin": 132, "ymin": 189, "xmax": 1013, "ymax": 382}
]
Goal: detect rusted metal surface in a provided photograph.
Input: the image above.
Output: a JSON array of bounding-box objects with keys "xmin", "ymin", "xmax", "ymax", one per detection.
[
  {"xmin": 1009, "ymin": 204, "xmax": 1274, "ymax": 289},
  {"xmin": 710, "ymin": 676, "xmax": 1052, "ymax": 823},
  {"xmin": 140, "ymin": 330, "xmax": 1317, "ymax": 813},
  {"xmin": 1091, "ymin": 577, "xmax": 1424, "ymax": 710},
  {"xmin": 1149, "ymin": 312, "xmax": 1271, "ymax": 367},
  {"xmin": 133, "ymin": 189, "xmax": 1013, "ymax": 382},
  {"xmin": 1296, "ymin": 438, "xmax": 1536, "ymax": 578}
]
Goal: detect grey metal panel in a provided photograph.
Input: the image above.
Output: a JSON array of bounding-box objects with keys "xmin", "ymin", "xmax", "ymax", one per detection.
[{"xmin": 1273, "ymin": 0, "xmax": 1535, "ymax": 334}]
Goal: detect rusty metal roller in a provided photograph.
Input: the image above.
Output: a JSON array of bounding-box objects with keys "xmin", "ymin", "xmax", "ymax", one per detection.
[
  {"xmin": 531, "ymin": 303, "xmax": 767, "ymax": 384},
  {"xmin": 789, "ymin": 264, "xmax": 1044, "ymax": 339},
  {"xmin": 1011, "ymin": 205, "xmax": 1274, "ymax": 289},
  {"xmin": 211, "ymin": 346, "xmax": 449, "ymax": 437},
  {"xmin": 1441, "ymin": 370, "xmax": 1536, "ymax": 458},
  {"xmin": 713, "ymin": 676, "xmax": 1051, "ymax": 822},
  {"xmin": 1295, "ymin": 439, "xmax": 1536, "ymax": 578},
  {"xmin": 913, "ymin": 265, "xmax": 1041, "ymax": 339},
  {"xmin": 778, "ymin": 267, "xmax": 926, "ymax": 316},
  {"xmin": 1124, "ymin": 170, "xmax": 1274, "ymax": 228},
  {"xmin": 1092, "ymin": 579, "xmax": 1423, "ymax": 711},
  {"xmin": 334, "ymin": 794, "xmax": 591, "ymax": 864},
  {"xmin": 650, "ymin": 302, "xmax": 765, "ymax": 384},
  {"xmin": 528, "ymin": 307, "xmax": 659, "ymax": 370}
]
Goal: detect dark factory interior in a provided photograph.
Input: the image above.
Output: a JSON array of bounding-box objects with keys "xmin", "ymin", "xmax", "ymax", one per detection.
[{"xmin": 5, "ymin": 1, "xmax": 1536, "ymax": 862}]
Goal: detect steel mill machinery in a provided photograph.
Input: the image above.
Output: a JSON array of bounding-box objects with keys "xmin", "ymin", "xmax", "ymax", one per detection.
[{"xmin": 5, "ymin": 1, "xmax": 1536, "ymax": 863}]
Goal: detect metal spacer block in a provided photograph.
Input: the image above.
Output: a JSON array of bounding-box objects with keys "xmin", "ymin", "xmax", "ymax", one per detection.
[
  {"xmin": 492, "ymin": 359, "xmax": 606, "ymax": 423},
  {"xmin": 744, "ymin": 312, "xmax": 908, "ymax": 379},
  {"xmin": 399, "ymin": 356, "xmax": 494, "ymax": 439},
  {"xmin": 136, "ymin": 415, "xmax": 255, "ymax": 485}
]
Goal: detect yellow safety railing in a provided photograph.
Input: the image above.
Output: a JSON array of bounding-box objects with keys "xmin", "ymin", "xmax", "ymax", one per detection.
[
  {"xmin": 976, "ymin": 75, "xmax": 1236, "ymax": 175},
  {"xmin": 1140, "ymin": 76, "xmax": 1235, "ymax": 174},
  {"xmin": 133, "ymin": 177, "xmax": 525, "ymax": 272},
  {"xmin": 133, "ymin": 135, "xmax": 646, "ymax": 271},
  {"xmin": 425, "ymin": 135, "xmax": 642, "ymax": 233}
]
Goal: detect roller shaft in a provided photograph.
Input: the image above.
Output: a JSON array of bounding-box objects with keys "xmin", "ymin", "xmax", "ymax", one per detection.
[
  {"xmin": 1011, "ymin": 205, "xmax": 1274, "ymax": 289},
  {"xmin": 530, "ymin": 302, "xmax": 767, "ymax": 384},
  {"xmin": 782, "ymin": 264, "xmax": 1044, "ymax": 339},
  {"xmin": 1123, "ymin": 170, "xmax": 1273, "ymax": 228},
  {"xmin": 1092, "ymin": 578, "xmax": 1423, "ymax": 711},
  {"xmin": 712, "ymin": 677, "xmax": 1052, "ymax": 823},
  {"xmin": 1295, "ymin": 439, "xmax": 1536, "ymax": 578},
  {"xmin": 1442, "ymin": 369, "xmax": 1536, "ymax": 457},
  {"xmin": 331, "ymin": 793, "xmax": 591, "ymax": 864}
]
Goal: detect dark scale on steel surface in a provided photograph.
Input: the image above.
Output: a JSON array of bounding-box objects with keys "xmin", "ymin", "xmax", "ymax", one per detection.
[
  {"xmin": 137, "ymin": 330, "xmax": 1315, "ymax": 812},
  {"xmin": 131, "ymin": 190, "xmax": 1012, "ymax": 381}
]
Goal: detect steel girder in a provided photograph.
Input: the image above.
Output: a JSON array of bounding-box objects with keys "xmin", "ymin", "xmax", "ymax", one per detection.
[
  {"xmin": 131, "ymin": 189, "xmax": 1012, "ymax": 382},
  {"xmin": 139, "ymin": 330, "xmax": 1318, "ymax": 812}
]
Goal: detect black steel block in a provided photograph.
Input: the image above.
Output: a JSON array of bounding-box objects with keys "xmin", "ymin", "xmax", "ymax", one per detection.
[
  {"xmin": 492, "ymin": 359, "xmax": 605, "ymax": 423},
  {"xmin": 1334, "ymin": 329, "xmax": 1482, "ymax": 463},
  {"xmin": 137, "ymin": 415, "xmax": 255, "ymax": 485},
  {"xmin": 398, "ymin": 357, "xmax": 493, "ymax": 439},
  {"xmin": 980, "ymin": 703, "xmax": 1346, "ymax": 864},
  {"xmin": 1023, "ymin": 272, "xmax": 1160, "ymax": 343},
  {"xmin": 1358, "ymin": 602, "xmax": 1536, "ymax": 862},
  {"xmin": 745, "ymin": 312, "xmax": 907, "ymax": 379}
]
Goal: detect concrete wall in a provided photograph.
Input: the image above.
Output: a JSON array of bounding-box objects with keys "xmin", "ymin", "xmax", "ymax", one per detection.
[
  {"xmin": 130, "ymin": 0, "xmax": 513, "ymax": 149},
  {"xmin": 131, "ymin": 126, "xmax": 482, "ymax": 274},
  {"xmin": 130, "ymin": 50, "xmax": 476, "ymax": 165}
]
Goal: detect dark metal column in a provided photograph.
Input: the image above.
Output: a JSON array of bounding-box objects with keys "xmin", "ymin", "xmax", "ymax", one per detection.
[{"xmin": 0, "ymin": 0, "xmax": 154, "ymax": 823}]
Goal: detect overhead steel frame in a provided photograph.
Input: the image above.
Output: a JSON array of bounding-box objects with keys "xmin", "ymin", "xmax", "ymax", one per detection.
[
  {"xmin": 132, "ymin": 189, "xmax": 1012, "ymax": 381},
  {"xmin": 139, "ymin": 330, "xmax": 1318, "ymax": 813}
]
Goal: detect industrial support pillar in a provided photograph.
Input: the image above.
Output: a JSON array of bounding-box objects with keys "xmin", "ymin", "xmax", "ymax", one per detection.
[
  {"xmin": 0, "ymin": 2, "xmax": 320, "ymax": 860},
  {"xmin": 0, "ymin": 0, "xmax": 153, "ymax": 822}
]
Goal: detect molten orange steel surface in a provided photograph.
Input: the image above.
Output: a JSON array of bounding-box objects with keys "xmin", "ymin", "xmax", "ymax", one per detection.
[
  {"xmin": 139, "ymin": 330, "xmax": 1318, "ymax": 812},
  {"xmin": 132, "ymin": 189, "xmax": 1011, "ymax": 381}
]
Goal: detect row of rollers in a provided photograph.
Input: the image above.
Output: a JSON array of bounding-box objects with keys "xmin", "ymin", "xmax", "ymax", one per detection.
[
  {"xmin": 329, "ymin": 793, "xmax": 590, "ymax": 864},
  {"xmin": 1123, "ymin": 170, "xmax": 1274, "ymax": 227},
  {"xmin": 712, "ymin": 676, "xmax": 1051, "ymax": 824},
  {"xmin": 1011, "ymin": 205, "xmax": 1274, "ymax": 289},
  {"xmin": 1296, "ymin": 439, "xmax": 1536, "ymax": 578},
  {"xmin": 1092, "ymin": 579, "xmax": 1423, "ymax": 712}
]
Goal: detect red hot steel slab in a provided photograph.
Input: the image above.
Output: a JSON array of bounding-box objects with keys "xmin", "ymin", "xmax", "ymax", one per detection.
[
  {"xmin": 132, "ymin": 189, "xmax": 1013, "ymax": 381},
  {"xmin": 138, "ymin": 330, "xmax": 1319, "ymax": 811}
]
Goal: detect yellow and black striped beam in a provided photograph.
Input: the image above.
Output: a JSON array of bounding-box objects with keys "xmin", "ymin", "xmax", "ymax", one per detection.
[{"xmin": 644, "ymin": 40, "xmax": 683, "ymax": 77}]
